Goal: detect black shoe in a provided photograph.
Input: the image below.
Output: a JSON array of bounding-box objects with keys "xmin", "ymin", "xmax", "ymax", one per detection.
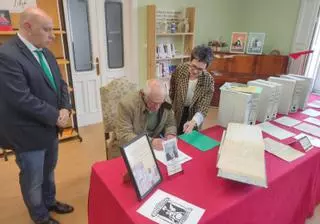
[
  {"xmin": 35, "ymin": 216, "xmax": 59, "ymax": 224},
  {"xmin": 48, "ymin": 201, "xmax": 74, "ymax": 214}
]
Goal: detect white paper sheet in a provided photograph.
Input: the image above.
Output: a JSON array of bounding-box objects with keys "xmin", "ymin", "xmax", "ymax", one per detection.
[
  {"xmin": 154, "ymin": 149, "xmax": 192, "ymax": 166},
  {"xmin": 294, "ymin": 122, "xmax": 320, "ymax": 138},
  {"xmin": 137, "ymin": 189, "xmax": 205, "ymax": 224},
  {"xmin": 308, "ymin": 103, "xmax": 320, "ymax": 108},
  {"xmin": 264, "ymin": 138, "xmax": 304, "ymax": 162},
  {"xmin": 308, "ymin": 100, "xmax": 320, "ymax": 108},
  {"xmin": 294, "ymin": 133, "xmax": 320, "ymax": 148},
  {"xmin": 302, "ymin": 109, "xmax": 320, "ymax": 117},
  {"xmin": 257, "ymin": 122, "xmax": 295, "ymax": 140},
  {"xmin": 274, "ymin": 116, "xmax": 301, "ymax": 127},
  {"xmin": 304, "ymin": 117, "xmax": 320, "ymax": 126}
]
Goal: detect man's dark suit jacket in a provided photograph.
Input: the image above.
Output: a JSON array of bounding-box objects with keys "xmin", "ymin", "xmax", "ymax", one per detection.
[{"xmin": 0, "ymin": 36, "xmax": 71, "ymax": 152}]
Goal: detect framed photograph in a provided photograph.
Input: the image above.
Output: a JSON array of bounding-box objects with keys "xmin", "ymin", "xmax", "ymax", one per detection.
[
  {"xmin": 246, "ymin": 32, "xmax": 266, "ymax": 55},
  {"xmin": 230, "ymin": 32, "xmax": 248, "ymax": 53},
  {"xmin": 0, "ymin": 10, "xmax": 12, "ymax": 31},
  {"xmin": 120, "ymin": 133, "xmax": 162, "ymax": 200}
]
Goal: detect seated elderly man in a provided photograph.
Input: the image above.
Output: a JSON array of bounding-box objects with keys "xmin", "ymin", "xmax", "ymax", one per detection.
[{"xmin": 116, "ymin": 79, "xmax": 177, "ymax": 150}]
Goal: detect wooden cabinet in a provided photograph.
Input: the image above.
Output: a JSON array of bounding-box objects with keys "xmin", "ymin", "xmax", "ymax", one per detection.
[{"xmin": 208, "ymin": 53, "xmax": 288, "ymax": 106}]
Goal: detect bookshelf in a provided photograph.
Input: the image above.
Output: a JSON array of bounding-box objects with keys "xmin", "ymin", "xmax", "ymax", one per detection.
[
  {"xmin": 0, "ymin": 0, "xmax": 82, "ymax": 145},
  {"xmin": 146, "ymin": 5, "xmax": 195, "ymax": 80}
]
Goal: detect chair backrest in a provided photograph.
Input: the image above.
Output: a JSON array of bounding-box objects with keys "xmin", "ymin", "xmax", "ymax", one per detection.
[{"xmin": 100, "ymin": 77, "xmax": 137, "ymax": 133}]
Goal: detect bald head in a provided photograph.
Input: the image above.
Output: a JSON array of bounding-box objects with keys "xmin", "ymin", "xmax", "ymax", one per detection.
[
  {"xmin": 19, "ymin": 7, "xmax": 54, "ymax": 48},
  {"xmin": 143, "ymin": 79, "xmax": 166, "ymax": 112}
]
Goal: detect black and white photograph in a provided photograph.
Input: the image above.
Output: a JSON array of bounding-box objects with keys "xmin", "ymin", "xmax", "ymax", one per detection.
[
  {"xmin": 137, "ymin": 189, "xmax": 205, "ymax": 224},
  {"xmin": 151, "ymin": 197, "xmax": 192, "ymax": 224},
  {"xmin": 163, "ymin": 138, "xmax": 179, "ymax": 162}
]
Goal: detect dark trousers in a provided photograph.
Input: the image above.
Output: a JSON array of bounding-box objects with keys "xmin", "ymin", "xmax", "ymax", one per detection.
[
  {"xmin": 15, "ymin": 139, "xmax": 58, "ymax": 222},
  {"xmin": 178, "ymin": 107, "xmax": 190, "ymax": 135}
]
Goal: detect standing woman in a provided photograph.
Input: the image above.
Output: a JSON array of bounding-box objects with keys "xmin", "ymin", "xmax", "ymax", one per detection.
[{"xmin": 169, "ymin": 45, "xmax": 214, "ymax": 134}]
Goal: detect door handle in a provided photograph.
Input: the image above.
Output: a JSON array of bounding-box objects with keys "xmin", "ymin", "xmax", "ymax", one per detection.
[{"xmin": 95, "ymin": 57, "xmax": 100, "ymax": 76}]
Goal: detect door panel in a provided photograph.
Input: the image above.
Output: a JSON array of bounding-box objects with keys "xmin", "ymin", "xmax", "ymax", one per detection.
[
  {"xmin": 289, "ymin": 0, "xmax": 320, "ymax": 75},
  {"xmin": 63, "ymin": 0, "xmax": 102, "ymax": 127},
  {"xmin": 64, "ymin": 0, "xmax": 138, "ymax": 126}
]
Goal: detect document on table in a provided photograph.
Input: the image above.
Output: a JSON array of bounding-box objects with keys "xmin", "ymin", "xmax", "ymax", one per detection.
[
  {"xmin": 274, "ymin": 116, "xmax": 301, "ymax": 127},
  {"xmin": 294, "ymin": 122, "xmax": 320, "ymax": 138},
  {"xmin": 294, "ymin": 133, "xmax": 320, "ymax": 148},
  {"xmin": 304, "ymin": 117, "xmax": 320, "ymax": 126},
  {"xmin": 302, "ymin": 108, "xmax": 320, "ymax": 117},
  {"xmin": 257, "ymin": 122, "xmax": 295, "ymax": 140},
  {"xmin": 137, "ymin": 189, "xmax": 205, "ymax": 224},
  {"xmin": 308, "ymin": 100, "xmax": 320, "ymax": 108},
  {"xmin": 264, "ymin": 138, "xmax": 304, "ymax": 162},
  {"xmin": 153, "ymin": 149, "xmax": 192, "ymax": 166}
]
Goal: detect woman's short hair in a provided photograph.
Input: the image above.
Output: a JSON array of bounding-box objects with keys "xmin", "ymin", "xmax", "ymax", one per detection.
[{"xmin": 190, "ymin": 45, "xmax": 213, "ymax": 67}]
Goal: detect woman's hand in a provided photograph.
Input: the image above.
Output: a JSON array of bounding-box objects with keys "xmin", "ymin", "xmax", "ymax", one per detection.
[{"xmin": 183, "ymin": 120, "xmax": 197, "ymax": 133}]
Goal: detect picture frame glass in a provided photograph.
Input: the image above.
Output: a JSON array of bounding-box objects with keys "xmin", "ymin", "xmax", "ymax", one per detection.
[
  {"xmin": 246, "ymin": 32, "xmax": 265, "ymax": 55},
  {"xmin": 230, "ymin": 32, "xmax": 248, "ymax": 53},
  {"xmin": 121, "ymin": 134, "xmax": 162, "ymax": 200}
]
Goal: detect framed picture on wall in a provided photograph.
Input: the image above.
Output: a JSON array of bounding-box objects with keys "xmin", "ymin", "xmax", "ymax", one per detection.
[
  {"xmin": 0, "ymin": 10, "xmax": 12, "ymax": 31},
  {"xmin": 230, "ymin": 32, "xmax": 248, "ymax": 53},
  {"xmin": 246, "ymin": 32, "xmax": 266, "ymax": 55}
]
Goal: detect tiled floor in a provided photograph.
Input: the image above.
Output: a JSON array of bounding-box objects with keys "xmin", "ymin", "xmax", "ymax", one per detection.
[{"xmin": 0, "ymin": 107, "xmax": 319, "ymax": 223}]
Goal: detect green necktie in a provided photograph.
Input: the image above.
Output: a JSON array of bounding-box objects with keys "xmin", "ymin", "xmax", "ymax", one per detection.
[{"xmin": 34, "ymin": 50, "xmax": 57, "ymax": 91}]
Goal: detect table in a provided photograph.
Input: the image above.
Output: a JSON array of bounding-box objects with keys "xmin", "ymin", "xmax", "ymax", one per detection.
[{"xmin": 88, "ymin": 95, "xmax": 320, "ymax": 224}]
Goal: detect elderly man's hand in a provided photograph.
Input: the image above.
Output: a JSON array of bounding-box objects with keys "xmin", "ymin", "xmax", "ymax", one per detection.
[
  {"xmin": 152, "ymin": 138, "xmax": 164, "ymax": 150},
  {"xmin": 165, "ymin": 134, "xmax": 176, "ymax": 140}
]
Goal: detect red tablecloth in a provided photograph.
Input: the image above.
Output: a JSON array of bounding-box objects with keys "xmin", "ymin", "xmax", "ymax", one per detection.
[{"xmin": 88, "ymin": 95, "xmax": 320, "ymax": 224}]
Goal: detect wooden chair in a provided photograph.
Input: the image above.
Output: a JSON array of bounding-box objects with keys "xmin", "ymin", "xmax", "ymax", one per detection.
[{"xmin": 100, "ymin": 78, "xmax": 137, "ymax": 160}]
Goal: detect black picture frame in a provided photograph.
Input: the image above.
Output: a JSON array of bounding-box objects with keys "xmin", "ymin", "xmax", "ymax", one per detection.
[{"xmin": 120, "ymin": 133, "xmax": 162, "ymax": 200}]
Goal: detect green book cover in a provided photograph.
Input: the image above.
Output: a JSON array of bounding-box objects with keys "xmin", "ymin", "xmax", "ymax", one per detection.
[{"xmin": 179, "ymin": 130, "xmax": 220, "ymax": 151}]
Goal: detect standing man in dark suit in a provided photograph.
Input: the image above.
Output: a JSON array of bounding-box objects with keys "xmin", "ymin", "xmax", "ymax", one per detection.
[{"xmin": 0, "ymin": 8, "xmax": 74, "ymax": 224}]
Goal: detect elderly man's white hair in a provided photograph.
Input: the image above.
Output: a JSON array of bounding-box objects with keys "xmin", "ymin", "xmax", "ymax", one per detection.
[{"xmin": 143, "ymin": 79, "xmax": 167, "ymax": 98}]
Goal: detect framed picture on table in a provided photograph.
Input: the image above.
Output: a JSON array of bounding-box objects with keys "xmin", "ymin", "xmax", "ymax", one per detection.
[
  {"xmin": 230, "ymin": 32, "xmax": 248, "ymax": 53},
  {"xmin": 120, "ymin": 133, "xmax": 162, "ymax": 200}
]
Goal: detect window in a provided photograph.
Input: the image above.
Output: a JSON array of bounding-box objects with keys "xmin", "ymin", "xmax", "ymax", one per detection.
[
  {"xmin": 67, "ymin": 0, "xmax": 93, "ymax": 72},
  {"xmin": 105, "ymin": 0, "xmax": 124, "ymax": 69}
]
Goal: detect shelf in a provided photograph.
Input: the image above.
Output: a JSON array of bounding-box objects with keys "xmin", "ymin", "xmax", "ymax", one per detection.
[
  {"xmin": 59, "ymin": 128, "xmax": 78, "ymax": 141},
  {"xmin": 156, "ymin": 55, "xmax": 190, "ymax": 61},
  {"xmin": 0, "ymin": 30, "xmax": 66, "ymax": 35},
  {"xmin": 156, "ymin": 32, "xmax": 194, "ymax": 36},
  {"xmin": 56, "ymin": 59, "xmax": 70, "ymax": 65}
]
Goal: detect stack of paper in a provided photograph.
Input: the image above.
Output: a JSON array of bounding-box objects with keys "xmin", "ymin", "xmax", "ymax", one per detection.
[
  {"xmin": 287, "ymin": 74, "xmax": 313, "ymax": 109},
  {"xmin": 248, "ymin": 80, "xmax": 278, "ymax": 122},
  {"xmin": 280, "ymin": 75, "xmax": 305, "ymax": 112},
  {"xmin": 268, "ymin": 77, "xmax": 296, "ymax": 115},
  {"xmin": 217, "ymin": 123, "xmax": 267, "ymax": 188},
  {"xmin": 255, "ymin": 79, "xmax": 282, "ymax": 119},
  {"xmin": 218, "ymin": 82, "xmax": 262, "ymax": 128}
]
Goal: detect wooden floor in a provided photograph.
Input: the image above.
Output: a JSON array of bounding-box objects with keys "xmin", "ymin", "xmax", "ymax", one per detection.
[{"xmin": 0, "ymin": 107, "xmax": 319, "ymax": 224}]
